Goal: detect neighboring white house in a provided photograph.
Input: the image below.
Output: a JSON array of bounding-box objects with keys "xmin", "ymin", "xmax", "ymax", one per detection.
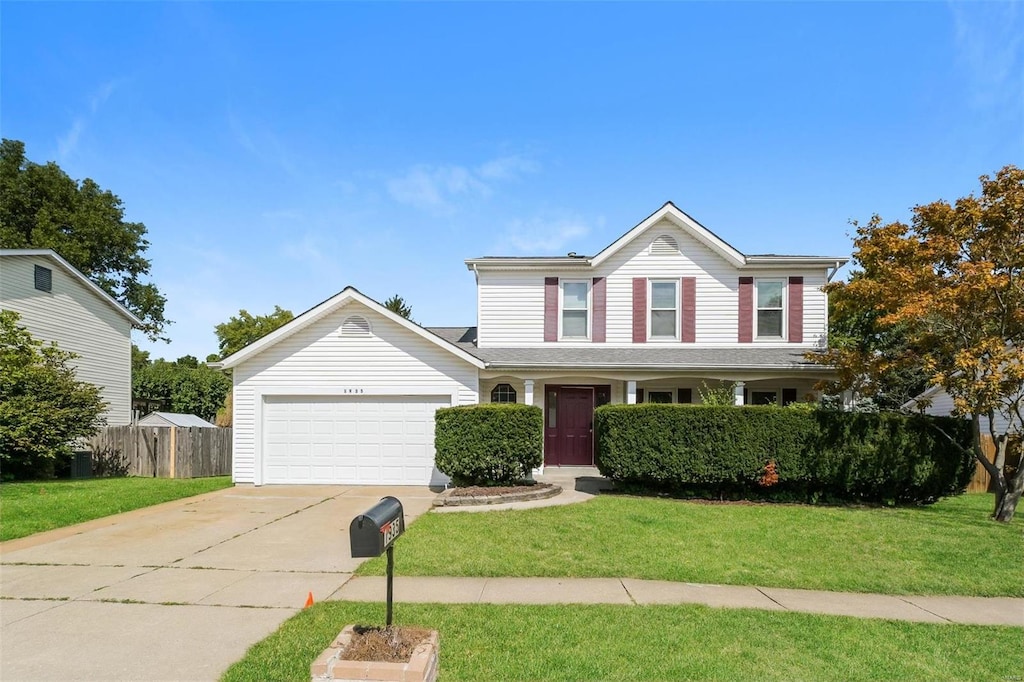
[
  {"xmin": 0, "ymin": 249, "xmax": 142, "ymax": 426},
  {"xmin": 904, "ymin": 385, "xmax": 1020, "ymax": 436},
  {"xmin": 218, "ymin": 202, "xmax": 848, "ymax": 486},
  {"xmin": 137, "ymin": 412, "xmax": 217, "ymax": 428}
]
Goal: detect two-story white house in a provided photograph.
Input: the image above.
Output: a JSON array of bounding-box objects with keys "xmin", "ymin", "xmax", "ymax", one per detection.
[
  {"xmin": 219, "ymin": 203, "xmax": 847, "ymax": 485},
  {"xmin": 0, "ymin": 249, "xmax": 142, "ymax": 426}
]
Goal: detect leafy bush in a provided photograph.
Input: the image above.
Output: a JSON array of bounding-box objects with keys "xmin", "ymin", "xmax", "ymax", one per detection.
[
  {"xmin": 595, "ymin": 404, "xmax": 974, "ymax": 504},
  {"xmin": 0, "ymin": 311, "xmax": 107, "ymax": 480},
  {"xmin": 91, "ymin": 447, "xmax": 130, "ymax": 477},
  {"xmin": 434, "ymin": 404, "xmax": 543, "ymax": 486}
]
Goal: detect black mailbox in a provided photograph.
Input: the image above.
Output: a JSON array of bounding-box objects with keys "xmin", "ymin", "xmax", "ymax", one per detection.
[{"xmin": 349, "ymin": 496, "xmax": 405, "ymax": 558}]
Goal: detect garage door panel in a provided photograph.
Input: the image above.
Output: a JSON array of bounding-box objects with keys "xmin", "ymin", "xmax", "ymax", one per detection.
[{"xmin": 262, "ymin": 395, "xmax": 448, "ymax": 485}]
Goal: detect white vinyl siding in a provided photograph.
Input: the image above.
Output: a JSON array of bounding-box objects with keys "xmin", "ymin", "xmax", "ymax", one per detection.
[
  {"xmin": 232, "ymin": 301, "xmax": 478, "ymax": 484},
  {"xmin": 0, "ymin": 255, "xmax": 133, "ymax": 425},
  {"xmin": 474, "ymin": 219, "xmax": 830, "ymax": 348}
]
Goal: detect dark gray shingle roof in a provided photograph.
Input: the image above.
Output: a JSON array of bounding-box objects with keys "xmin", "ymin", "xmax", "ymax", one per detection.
[{"xmin": 426, "ymin": 327, "xmax": 825, "ymax": 370}]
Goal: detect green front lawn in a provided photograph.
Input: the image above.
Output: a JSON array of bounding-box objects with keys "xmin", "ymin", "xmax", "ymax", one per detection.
[
  {"xmin": 222, "ymin": 602, "xmax": 1023, "ymax": 682},
  {"xmin": 0, "ymin": 476, "xmax": 233, "ymax": 541},
  {"xmin": 360, "ymin": 493, "xmax": 1022, "ymax": 597}
]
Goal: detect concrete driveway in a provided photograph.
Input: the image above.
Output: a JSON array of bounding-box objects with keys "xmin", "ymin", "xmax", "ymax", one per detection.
[{"xmin": 0, "ymin": 484, "xmax": 437, "ymax": 682}]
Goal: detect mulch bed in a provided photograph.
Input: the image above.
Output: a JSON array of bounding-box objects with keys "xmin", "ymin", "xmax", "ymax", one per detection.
[
  {"xmin": 446, "ymin": 483, "xmax": 553, "ymax": 498},
  {"xmin": 434, "ymin": 481, "xmax": 562, "ymax": 506},
  {"xmin": 341, "ymin": 625, "xmax": 434, "ymax": 663}
]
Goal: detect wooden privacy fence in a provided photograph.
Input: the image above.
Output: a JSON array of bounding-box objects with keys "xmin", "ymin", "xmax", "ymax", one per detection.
[
  {"xmin": 88, "ymin": 426, "xmax": 232, "ymax": 479},
  {"xmin": 967, "ymin": 435, "xmax": 1022, "ymax": 493}
]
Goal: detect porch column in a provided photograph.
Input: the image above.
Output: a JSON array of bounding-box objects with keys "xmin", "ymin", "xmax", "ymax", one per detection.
[
  {"xmin": 626, "ymin": 381, "xmax": 637, "ymax": 404},
  {"xmin": 523, "ymin": 379, "xmax": 535, "ymax": 406},
  {"xmin": 734, "ymin": 381, "xmax": 745, "ymax": 406}
]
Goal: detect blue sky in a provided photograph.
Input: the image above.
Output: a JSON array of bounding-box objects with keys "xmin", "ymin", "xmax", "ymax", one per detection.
[{"xmin": 3, "ymin": 2, "xmax": 1021, "ymax": 360}]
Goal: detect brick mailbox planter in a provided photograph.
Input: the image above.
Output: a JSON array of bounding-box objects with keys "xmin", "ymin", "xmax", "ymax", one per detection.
[{"xmin": 311, "ymin": 625, "xmax": 439, "ymax": 682}]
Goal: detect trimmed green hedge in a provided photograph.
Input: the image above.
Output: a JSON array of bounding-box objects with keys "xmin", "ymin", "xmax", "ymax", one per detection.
[
  {"xmin": 595, "ymin": 404, "xmax": 974, "ymax": 504},
  {"xmin": 434, "ymin": 404, "xmax": 543, "ymax": 486}
]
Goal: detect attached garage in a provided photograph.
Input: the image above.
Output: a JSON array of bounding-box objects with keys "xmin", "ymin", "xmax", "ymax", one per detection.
[
  {"xmin": 262, "ymin": 395, "xmax": 450, "ymax": 485},
  {"xmin": 219, "ymin": 288, "xmax": 483, "ymax": 487}
]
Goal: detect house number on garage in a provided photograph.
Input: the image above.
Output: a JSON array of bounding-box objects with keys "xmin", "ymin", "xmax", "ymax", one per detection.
[{"xmin": 341, "ymin": 388, "xmax": 364, "ymax": 394}]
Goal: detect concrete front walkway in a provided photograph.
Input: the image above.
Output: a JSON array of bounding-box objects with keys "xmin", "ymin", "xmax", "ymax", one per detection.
[
  {"xmin": 0, "ymin": 484, "xmax": 438, "ymax": 682},
  {"xmin": 332, "ymin": 576, "xmax": 1024, "ymax": 626}
]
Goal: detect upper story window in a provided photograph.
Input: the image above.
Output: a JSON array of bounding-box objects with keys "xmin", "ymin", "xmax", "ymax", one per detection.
[
  {"xmin": 34, "ymin": 265, "xmax": 52, "ymax": 293},
  {"xmin": 650, "ymin": 280, "xmax": 678, "ymax": 339},
  {"xmin": 756, "ymin": 279, "xmax": 785, "ymax": 339},
  {"xmin": 490, "ymin": 383, "xmax": 517, "ymax": 403},
  {"xmin": 561, "ymin": 280, "xmax": 590, "ymax": 339}
]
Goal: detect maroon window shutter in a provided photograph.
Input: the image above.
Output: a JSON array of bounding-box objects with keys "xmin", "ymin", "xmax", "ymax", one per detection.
[
  {"xmin": 738, "ymin": 277, "xmax": 754, "ymax": 343},
  {"xmin": 544, "ymin": 277, "xmax": 558, "ymax": 342},
  {"xmin": 788, "ymin": 276, "xmax": 803, "ymax": 343},
  {"xmin": 632, "ymin": 278, "xmax": 647, "ymax": 343},
  {"xmin": 592, "ymin": 277, "xmax": 606, "ymax": 343},
  {"xmin": 636, "ymin": 388, "xmax": 645, "ymax": 404},
  {"xmin": 681, "ymin": 277, "xmax": 696, "ymax": 343}
]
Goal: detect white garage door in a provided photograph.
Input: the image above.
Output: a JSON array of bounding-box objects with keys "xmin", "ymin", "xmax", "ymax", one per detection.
[{"xmin": 262, "ymin": 395, "xmax": 450, "ymax": 485}]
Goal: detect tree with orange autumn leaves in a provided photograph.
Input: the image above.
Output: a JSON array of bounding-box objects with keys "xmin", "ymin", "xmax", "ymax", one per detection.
[{"xmin": 812, "ymin": 166, "xmax": 1024, "ymax": 522}]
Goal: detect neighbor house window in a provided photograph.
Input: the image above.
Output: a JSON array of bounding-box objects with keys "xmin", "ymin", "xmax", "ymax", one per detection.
[
  {"xmin": 647, "ymin": 391, "xmax": 673, "ymax": 404},
  {"xmin": 751, "ymin": 390, "xmax": 778, "ymax": 406},
  {"xmin": 491, "ymin": 383, "xmax": 517, "ymax": 403},
  {"xmin": 34, "ymin": 265, "xmax": 52, "ymax": 293},
  {"xmin": 650, "ymin": 280, "xmax": 678, "ymax": 339},
  {"xmin": 561, "ymin": 280, "xmax": 589, "ymax": 338},
  {"xmin": 756, "ymin": 280, "xmax": 785, "ymax": 338}
]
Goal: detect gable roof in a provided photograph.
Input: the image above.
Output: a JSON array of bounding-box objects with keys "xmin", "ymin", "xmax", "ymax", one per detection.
[
  {"xmin": 465, "ymin": 202, "xmax": 848, "ymax": 271},
  {"xmin": 0, "ymin": 249, "xmax": 144, "ymax": 326},
  {"xmin": 138, "ymin": 412, "xmax": 216, "ymax": 428},
  {"xmin": 215, "ymin": 286, "xmax": 485, "ymax": 370}
]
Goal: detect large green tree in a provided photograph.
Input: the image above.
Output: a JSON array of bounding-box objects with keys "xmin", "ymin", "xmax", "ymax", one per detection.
[
  {"xmin": 0, "ymin": 311, "xmax": 107, "ymax": 479},
  {"xmin": 0, "ymin": 139, "xmax": 169, "ymax": 340},
  {"xmin": 811, "ymin": 166, "xmax": 1024, "ymax": 522},
  {"xmin": 132, "ymin": 353, "xmax": 231, "ymax": 423},
  {"xmin": 214, "ymin": 305, "xmax": 294, "ymax": 359}
]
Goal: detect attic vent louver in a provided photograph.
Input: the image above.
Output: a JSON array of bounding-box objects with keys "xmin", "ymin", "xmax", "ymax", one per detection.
[
  {"xmin": 34, "ymin": 265, "xmax": 52, "ymax": 292},
  {"xmin": 650, "ymin": 234, "xmax": 679, "ymax": 255},
  {"xmin": 341, "ymin": 315, "xmax": 371, "ymax": 336}
]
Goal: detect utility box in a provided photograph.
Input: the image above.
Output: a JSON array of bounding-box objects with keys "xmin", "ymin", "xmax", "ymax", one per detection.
[{"xmin": 349, "ymin": 496, "xmax": 405, "ymax": 558}]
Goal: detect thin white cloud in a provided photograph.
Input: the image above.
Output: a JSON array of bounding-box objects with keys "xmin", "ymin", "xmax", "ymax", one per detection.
[
  {"xmin": 476, "ymin": 154, "xmax": 539, "ymax": 181},
  {"xmin": 56, "ymin": 79, "xmax": 121, "ymax": 162},
  {"xmin": 949, "ymin": 2, "xmax": 1023, "ymax": 113},
  {"xmin": 386, "ymin": 154, "xmax": 539, "ymax": 213},
  {"xmin": 57, "ymin": 119, "xmax": 86, "ymax": 161},
  {"xmin": 500, "ymin": 215, "xmax": 590, "ymax": 255},
  {"xmin": 226, "ymin": 113, "xmax": 298, "ymax": 177}
]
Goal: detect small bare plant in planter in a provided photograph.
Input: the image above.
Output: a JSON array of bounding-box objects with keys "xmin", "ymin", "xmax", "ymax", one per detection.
[{"xmin": 311, "ymin": 624, "xmax": 439, "ymax": 682}]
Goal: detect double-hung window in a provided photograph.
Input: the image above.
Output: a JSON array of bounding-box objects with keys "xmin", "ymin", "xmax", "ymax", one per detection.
[
  {"xmin": 650, "ymin": 280, "xmax": 678, "ymax": 339},
  {"xmin": 756, "ymin": 279, "xmax": 785, "ymax": 339},
  {"xmin": 561, "ymin": 280, "xmax": 589, "ymax": 339}
]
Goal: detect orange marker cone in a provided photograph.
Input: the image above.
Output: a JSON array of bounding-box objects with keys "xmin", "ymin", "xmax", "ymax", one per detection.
[{"xmin": 304, "ymin": 591, "xmax": 314, "ymax": 608}]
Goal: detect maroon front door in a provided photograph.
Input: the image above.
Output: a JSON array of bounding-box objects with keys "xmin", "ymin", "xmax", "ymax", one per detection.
[{"xmin": 545, "ymin": 386, "xmax": 608, "ymax": 466}]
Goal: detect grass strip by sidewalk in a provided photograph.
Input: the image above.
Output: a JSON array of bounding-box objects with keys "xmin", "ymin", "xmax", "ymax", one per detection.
[
  {"xmin": 0, "ymin": 476, "xmax": 233, "ymax": 541},
  {"xmin": 221, "ymin": 601, "xmax": 1023, "ymax": 682},
  {"xmin": 358, "ymin": 493, "xmax": 1022, "ymax": 597}
]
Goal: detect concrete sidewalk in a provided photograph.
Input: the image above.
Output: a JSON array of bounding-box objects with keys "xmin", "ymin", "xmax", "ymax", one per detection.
[{"xmin": 331, "ymin": 576, "xmax": 1024, "ymax": 627}]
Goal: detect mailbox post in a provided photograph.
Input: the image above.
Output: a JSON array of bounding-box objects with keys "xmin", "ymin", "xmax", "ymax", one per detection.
[{"xmin": 349, "ymin": 496, "xmax": 405, "ymax": 626}]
